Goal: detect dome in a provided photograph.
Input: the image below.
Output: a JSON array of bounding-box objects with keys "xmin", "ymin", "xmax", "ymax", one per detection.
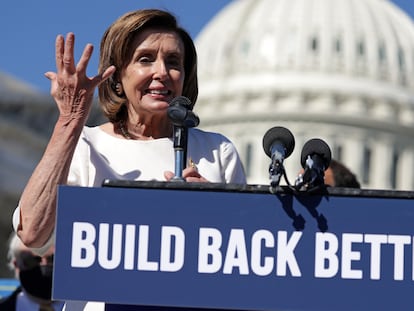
[
  {"xmin": 194, "ymin": 0, "xmax": 414, "ymax": 190},
  {"xmin": 196, "ymin": 0, "xmax": 414, "ymax": 98}
]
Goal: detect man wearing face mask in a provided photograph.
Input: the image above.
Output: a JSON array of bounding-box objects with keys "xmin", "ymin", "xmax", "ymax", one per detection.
[{"xmin": 0, "ymin": 232, "xmax": 64, "ymax": 311}]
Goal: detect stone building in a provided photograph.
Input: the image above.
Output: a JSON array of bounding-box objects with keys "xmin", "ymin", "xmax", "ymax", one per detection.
[{"xmin": 195, "ymin": 0, "xmax": 414, "ymax": 190}]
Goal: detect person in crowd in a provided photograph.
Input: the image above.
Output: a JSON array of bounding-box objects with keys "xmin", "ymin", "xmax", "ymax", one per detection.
[
  {"xmin": 0, "ymin": 232, "xmax": 64, "ymax": 310},
  {"xmin": 12, "ymin": 8, "xmax": 246, "ymax": 311},
  {"xmin": 324, "ymin": 158, "xmax": 361, "ymax": 188}
]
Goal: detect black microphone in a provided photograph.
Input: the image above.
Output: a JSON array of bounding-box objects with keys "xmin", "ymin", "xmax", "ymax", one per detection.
[
  {"xmin": 295, "ymin": 138, "xmax": 332, "ymax": 190},
  {"xmin": 167, "ymin": 96, "xmax": 199, "ymax": 128},
  {"xmin": 167, "ymin": 96, "xmax": 199, "ymax": 181},
  {"xmin": 262, "ymin": 126, "xmax": 295, "ymax": 187}
]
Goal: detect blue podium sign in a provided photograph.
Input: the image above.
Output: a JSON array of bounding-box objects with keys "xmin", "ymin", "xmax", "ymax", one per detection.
[{"xmin": 54, "ymin": 182, "xmax": 414, "ymax": 310}]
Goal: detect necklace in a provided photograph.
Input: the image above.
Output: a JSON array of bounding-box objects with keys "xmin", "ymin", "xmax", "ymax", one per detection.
[{"xmin": 119, "ymin": 120, "xmax": 131, "ymax": 139}]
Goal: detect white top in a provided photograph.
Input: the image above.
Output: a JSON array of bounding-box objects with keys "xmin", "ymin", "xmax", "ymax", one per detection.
[
  {"xmin": 68, "ymin": 126, "xmax": 246, "ymax": 186},
  {"xmin": 13, "ymin": 125, "xmax": 246, "ymax": 311}
]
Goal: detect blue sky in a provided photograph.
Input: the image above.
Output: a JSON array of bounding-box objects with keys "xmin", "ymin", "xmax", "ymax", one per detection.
[{"xmin": 1, "ymin": 0, "xmax": 413, "ymax": 94}]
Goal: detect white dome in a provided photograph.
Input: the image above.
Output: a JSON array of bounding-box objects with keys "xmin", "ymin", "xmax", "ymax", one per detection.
[
  {"xmin": 194, "ymin": 0, "xmax": 414, "ymax": 190},
  {"xmin": 196, "ymin": 0, "xmax": 414, "ymax": 97}
]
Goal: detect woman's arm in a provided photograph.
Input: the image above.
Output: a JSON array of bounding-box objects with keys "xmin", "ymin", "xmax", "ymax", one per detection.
[{"xmin": 17, "ymin": 33, "xmax": 115, "ymax": 248}]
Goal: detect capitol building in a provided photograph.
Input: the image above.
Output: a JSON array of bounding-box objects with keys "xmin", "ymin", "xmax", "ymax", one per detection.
[
  {"xmin": 195, "ymin": 0, "xmax": 414, "ymax": 190},
  {"xmin": 0, "ymin": 0, "xmax": 414, "ymax": 276}
]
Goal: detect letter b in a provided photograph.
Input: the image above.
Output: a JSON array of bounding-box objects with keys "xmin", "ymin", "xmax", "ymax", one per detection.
[
  {"xmin": 314, "ymin": 232, "xmax": 339, "ymax": 278},
  {"xmin": 71, "ymin": 222, "xmax": 96, "ymax": 268},
  {"xmin": 198, "ymin": 228, "xmax": 222, "ymax": 273}
]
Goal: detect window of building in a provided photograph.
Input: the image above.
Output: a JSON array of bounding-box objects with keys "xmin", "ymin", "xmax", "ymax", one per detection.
[
  {"xmin": 334, "ymin": 144, "xmax": 343, "ymax": 162},
  {"xmin": 240, "ymin": 39, "xmax": 250, "ymax": 56},
  {"xmin": 378, "ymin": 42, "xmax": 386, "ymax": 64},
  {"xmin": 398, "ymin": 47, "xmax": 405, "ymax": 70},
  {"xmin": 335, "ymin": 38, "xmax": 342, "ymax": 54},
  {"xmin": 244, "ymin": 142, "xmax": 252, "ymax": 177},
  {"xmin": 397, "ymin": 47, "xmax": 407, "ymax": 85},
  {"xmin": 332, "ymin": 35, "xmax": 344, "ymax": 70},
  {"xmin": 310, "ymin": 36, "xmax": 319, "ymax": 52},
  {"xmin": 390, "ymin": 148, "xmax": 399, "ymax": 189},
  {"xmin": 357, "ymin": 40, "xmax": 365, "ymax": 56},
  {"xmin": 378, "ymin": 42, "xmax": 388, "ymax": 80},
  {"xmin": 362, "ymin": 146, "xmax": 371, "ymax": 184},
  {"xmin": 355, "ymin": 39, "xmax": 367, "ymax": 74}
]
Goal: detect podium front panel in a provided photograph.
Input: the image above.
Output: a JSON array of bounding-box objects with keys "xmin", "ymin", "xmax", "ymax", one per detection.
[{"xmin": 53, "ymin": 184, "xmax": 414, "ymax": 310}]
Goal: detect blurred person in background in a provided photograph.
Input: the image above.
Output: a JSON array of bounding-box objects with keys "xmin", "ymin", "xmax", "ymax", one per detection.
[
  {"xmin": 325, "ymin": 159, "xmax": 361, "ymax": 188},
  {"xmin": 0, "ymin": 232, "xmax": 64, "ymax": 310}
]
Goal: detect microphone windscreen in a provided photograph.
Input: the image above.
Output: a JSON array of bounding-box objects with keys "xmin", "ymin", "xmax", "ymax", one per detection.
[
  {"xmin": 168, "ymin": 96, "xmax": 199, "ymax": 127},
  {"xmin": 300, "ymin": 138, "xmax": 332, "ymax": 168},
  {"xmin": 262, "ymin": 126, "xmax": 295, "ymax": 158},
  {"xmin": 167, "ymin": 105, "xmax": 188, "ymax": 124},
  {"xmin": 169, "ymin": 96, "xmax": 192, "ymax": 109}
]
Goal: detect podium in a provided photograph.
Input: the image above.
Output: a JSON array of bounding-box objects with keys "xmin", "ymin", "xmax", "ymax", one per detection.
[{"xmin": 53, "ymin": 181, "xmax": 414, "ymax": 310}]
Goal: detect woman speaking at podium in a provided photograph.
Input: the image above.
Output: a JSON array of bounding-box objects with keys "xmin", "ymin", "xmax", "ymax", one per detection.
[{"xmin": 12, "ymin": 8, "xmax": 246, "ymax": 310}]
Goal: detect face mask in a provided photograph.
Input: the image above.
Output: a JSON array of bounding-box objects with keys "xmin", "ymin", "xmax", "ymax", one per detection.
[{"xmin": 19, "ymin": 265, "xmax": 53, "ymax": 301}]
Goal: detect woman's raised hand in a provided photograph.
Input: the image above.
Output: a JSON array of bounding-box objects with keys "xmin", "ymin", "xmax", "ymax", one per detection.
[{"xmin": 44, "ymin": 32, "xmax": 115, "ymax": 125}]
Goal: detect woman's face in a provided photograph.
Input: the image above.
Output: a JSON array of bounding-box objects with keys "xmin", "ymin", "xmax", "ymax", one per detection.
[{"xmin": 120, "ymin": 28, "xmax": 185, "ymax": 118}]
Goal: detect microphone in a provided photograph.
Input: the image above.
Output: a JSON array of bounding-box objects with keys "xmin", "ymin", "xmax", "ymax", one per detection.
[
  {"xmin": 167, "ymin": 96, "xmax": 200, "ymax": 181},
  {"xmin": 295, "ymin": 138, "xmax": 332, "ymax": 190},
  {"xmin": 167, "ymin": 96, "xmax": 199, "ymax": 128},
  {"xmin": 262, "ymin": 126, "xmax": 295, "ymax": 187}
]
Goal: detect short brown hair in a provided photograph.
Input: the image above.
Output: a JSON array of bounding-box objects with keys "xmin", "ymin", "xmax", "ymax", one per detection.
[{"xmin": 98, "ymin": 9, "xmax": 198, "ymax": 122}]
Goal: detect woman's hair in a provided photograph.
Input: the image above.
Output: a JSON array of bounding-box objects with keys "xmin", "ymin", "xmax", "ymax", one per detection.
[
  {"xmin": 330, "ymin": 159, "xmax": 361, "ymax": 188},
  {"xmin": 98, "ymin": 9, "xmax": 198, "ymax": 122}
]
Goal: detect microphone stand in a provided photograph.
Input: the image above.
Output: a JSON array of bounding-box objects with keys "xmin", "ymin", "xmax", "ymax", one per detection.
[
  {"xmin": 295, "ymin": 155, "xmax": 326, "ymax": 191},
  {"xmin": 171, "ymin": 125, "xmax": 188, "ymax": 182},
  {"xmin": 269, "ymin": 160, "xmax": 284, "ymax": 188}
]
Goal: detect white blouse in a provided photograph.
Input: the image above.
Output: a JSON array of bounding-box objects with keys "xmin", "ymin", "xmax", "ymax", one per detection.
[{"xmin": 68, "ymin": 126, "xmax": 246, "ymax": 186}]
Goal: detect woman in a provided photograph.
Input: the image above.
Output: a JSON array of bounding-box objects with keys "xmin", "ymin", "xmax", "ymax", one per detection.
[{"xmin": 13, "ymin": 9, "xmax": 246, "ymax": 310}]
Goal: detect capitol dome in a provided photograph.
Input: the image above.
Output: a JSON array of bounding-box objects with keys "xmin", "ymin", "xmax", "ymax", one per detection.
[{"xmin": 194, "ymin": 0, "xmax": 414, "ymax": 190}]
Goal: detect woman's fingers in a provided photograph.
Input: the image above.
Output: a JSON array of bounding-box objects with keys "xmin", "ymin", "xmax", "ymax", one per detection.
[
  {"xmin": 164, "ymin": 169, "xmax": 209, "ymax": 183},
  {"xmin": 101, "ymin": 65, "xmax": 117, "ymax": 81},
  {"xmin": 62, "ymin": 32, "xmax": 76, "ymax": 74},
  {"xmin": 44, "ymin": 71, "xmax": 58, "ymax": 96},
  {"xmin": 55, "ymin": 35, "xmax": 64, "ymax": 72},
  {"xmin": 77, "ymin": 43, "xmax": 94, "ymax": 74},
  {"xmin": 55, "ymin": 33, "xmax": 77, "ymax": 74},
  {"xmin": 54, "ymin": 32, "xmax": 115, "ymax": 89},
  {"xmin": 44, "ymin": 71, "xmax": 56, "ymax": 81},
  {"xmin": 91, "ymin": 65, "xmax": 116, "ymax": 88},
  {"xmin": 183, "ymin": 167, "xmax": 208, "ymax": 182},
  {"xmin": 185, "ymin": 176, "xmax": 208, "ymax": 183}
]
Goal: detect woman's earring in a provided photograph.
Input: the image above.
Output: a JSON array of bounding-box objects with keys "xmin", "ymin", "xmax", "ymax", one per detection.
[{"xmin": 115, "ymin": 83, "xmax": 124, "ymax": 96}]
